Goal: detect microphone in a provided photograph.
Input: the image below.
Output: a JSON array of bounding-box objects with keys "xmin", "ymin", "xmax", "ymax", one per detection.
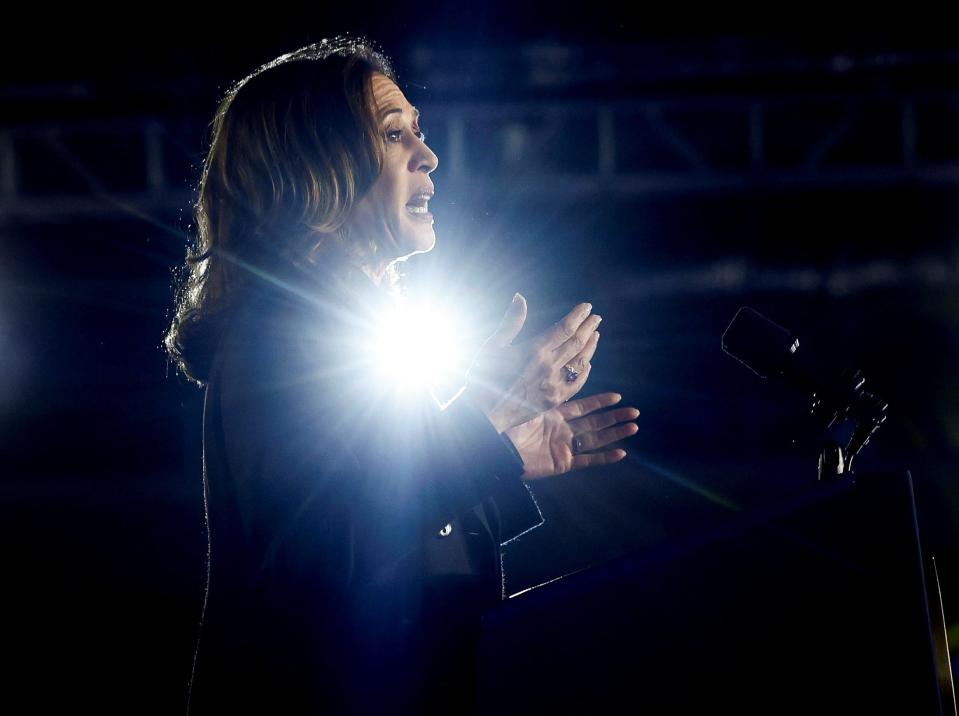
[
  {"xmin": 721, "ymin": 306, "xmax": 887, "ymax": 477},
  {"xmin": 721, "ymin": 306, "xmax": 802, "ymax": 382}
]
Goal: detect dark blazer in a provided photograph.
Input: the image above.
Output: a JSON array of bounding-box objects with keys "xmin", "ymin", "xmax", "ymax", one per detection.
[{"xmin": 186, "ymin": 270, "xmax": 544, "ymax": 715}]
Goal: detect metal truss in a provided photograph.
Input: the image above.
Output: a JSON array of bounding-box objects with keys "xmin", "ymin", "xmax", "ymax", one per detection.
[{"xmin": 2, "ymin": 88, "xmax": 959, "ymax": 223}]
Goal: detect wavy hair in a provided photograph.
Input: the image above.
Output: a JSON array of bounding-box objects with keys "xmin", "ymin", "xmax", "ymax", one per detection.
[{"xmin": 165, "ymin": 36, "xmax": 400, "ymax": 385}]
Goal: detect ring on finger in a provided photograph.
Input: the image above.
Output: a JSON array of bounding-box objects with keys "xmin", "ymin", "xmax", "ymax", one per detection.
[
  {"xmin": 572, "ymin": 435, "xmax": 585, "ymax": 454},
  {"xmin": 563, "ymin": 359, "xmax": 588, "ymax": 382}
]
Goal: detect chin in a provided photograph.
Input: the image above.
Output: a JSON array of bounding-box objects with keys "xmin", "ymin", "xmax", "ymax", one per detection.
[{"xmin": 402, "ymin": 230, "xmax": 436, "ymax": 256}]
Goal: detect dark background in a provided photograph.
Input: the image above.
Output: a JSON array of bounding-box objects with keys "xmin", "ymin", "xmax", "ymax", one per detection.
[{"xmin": 3, "ymin": 10, "xmax": 959, "ymax": 712}]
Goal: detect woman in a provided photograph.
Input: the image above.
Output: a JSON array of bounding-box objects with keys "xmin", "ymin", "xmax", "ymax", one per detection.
[{"xmin": 165, "ymin": 36, "xmax": 639, "ymax": 714}]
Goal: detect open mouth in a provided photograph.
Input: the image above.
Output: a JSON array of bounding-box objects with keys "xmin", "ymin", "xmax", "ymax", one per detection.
[{"xmin": 405, "ymin": 191, "xmax": 433, "ymax": 216}]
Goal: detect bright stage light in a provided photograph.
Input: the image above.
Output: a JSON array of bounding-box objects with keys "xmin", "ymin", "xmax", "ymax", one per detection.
[{"xmin": 366, "ymin": 298, "xmax": 469, "ymax": 403}]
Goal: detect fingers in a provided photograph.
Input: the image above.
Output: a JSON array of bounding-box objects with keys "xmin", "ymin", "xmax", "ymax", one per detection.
[
  {"xmin": 572, "ymin": 420, "xmax": 639, "ymax": 453},
  {"xmin": 490, "ymin": 293, "xmax": 528, "ymax": 348},
  {"xmin": 571, "ymin": 448, "xmax": 627, "ymax": 471},
  {"xmin": 554, "ymin": 330, "xmax": 600, "ymax": 395},
  {"xmin": 556, "ymin": 391, "xmax": 622, "ymax": 420},
  {"xmin": 569, "ymin": 405, "xmax": 640, "ymax": 435},
  {"xmin": 559, "ymin": 391, "xmax": 639, "ymax": 459},
  {"xmin": 540, "ymin": 302, "xmax": 593, "ymax": 352},
  {"xmin": 553, "ymin": 313, "xmax": 602, "ymax": 367},
  {"xmin": 559, "ymin": 355, "xmax": 593, "ymax": 403}
]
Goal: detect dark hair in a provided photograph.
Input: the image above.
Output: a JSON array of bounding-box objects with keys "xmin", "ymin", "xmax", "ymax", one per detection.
[{"xmin": 165, "ymin": 36, "xmax": 399, "ymax": 385}]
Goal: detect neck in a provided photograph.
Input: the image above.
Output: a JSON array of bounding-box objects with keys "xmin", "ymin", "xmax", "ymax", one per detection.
[{"xmin": 359, "ymin": 259, "xmax": 395, "ymax": 288}]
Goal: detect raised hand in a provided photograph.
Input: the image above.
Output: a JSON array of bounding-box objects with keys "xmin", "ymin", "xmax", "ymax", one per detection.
[
  {"xmin": 464, "ymin": 294, "xmax": 602, "ymax": 433},
  {"xmin": 503, "ymin": 392, "xmax": 639, "ymax": 481}
]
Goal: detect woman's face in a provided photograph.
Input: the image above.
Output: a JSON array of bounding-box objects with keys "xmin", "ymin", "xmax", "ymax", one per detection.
[{"xmin": 345, "ymin": 72, "xmax": 439, "ymax": 261}]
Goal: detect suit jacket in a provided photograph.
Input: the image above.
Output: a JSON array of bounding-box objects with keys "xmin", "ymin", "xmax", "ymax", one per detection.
[{"xmin": 186, "ymin": 270, "xmax": 544, "ymax": 715}]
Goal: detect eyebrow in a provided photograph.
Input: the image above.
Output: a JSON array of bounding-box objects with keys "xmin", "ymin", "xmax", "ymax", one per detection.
[{"xmin": 379, "ymin": 106, "xmax": 421, "ymax": 122}]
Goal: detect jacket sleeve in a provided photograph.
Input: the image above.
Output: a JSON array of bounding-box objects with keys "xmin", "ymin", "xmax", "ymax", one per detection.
[
  {"xmin": 214, "ymin": 296, "xmax": 543, "ymax": 593},
  {"xmin": 472, "ymin": 414, "xmax": 546, "ymax": 547},
  {"xmin": 352, "ymin": 384, "xmax": 545, "ymax": 546}
]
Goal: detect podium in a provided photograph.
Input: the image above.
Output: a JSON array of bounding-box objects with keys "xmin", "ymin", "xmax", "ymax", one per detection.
[{"xmin": 476, "ymin": 471, "xmax": 955, "ymax": 714}]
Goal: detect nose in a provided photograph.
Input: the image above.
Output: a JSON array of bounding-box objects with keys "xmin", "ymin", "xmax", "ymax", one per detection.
[{"xmin": 411, "ymin": 139, "xmax": 439, "ymax": 174}]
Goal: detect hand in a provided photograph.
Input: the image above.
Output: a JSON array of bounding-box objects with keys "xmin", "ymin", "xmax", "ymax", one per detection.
[
  {"xmin": 504, "ymin": 392, "xmax": 639, "ymax": 481},
  {"xmin": 464, "ymin": 294, "xmax": 602, "ymax": 433}
]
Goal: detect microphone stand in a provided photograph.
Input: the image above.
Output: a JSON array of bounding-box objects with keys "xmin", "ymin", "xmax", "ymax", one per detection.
[
  {"xmin": 723, "ymin": 306, "xmax": 955, "ymax": 714},
  {"xmin": 719, "ymin": 306, "xmax": 888, "ymax": 481},
  {"xmin": 811, "ymin": 367, "xmax": 888, "ymax": 481}
]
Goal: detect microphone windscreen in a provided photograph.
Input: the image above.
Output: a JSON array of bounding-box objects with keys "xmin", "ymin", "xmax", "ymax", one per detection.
[{"xmin": 722, "ymin": 306, "xmax": 799, "ymax": 379}]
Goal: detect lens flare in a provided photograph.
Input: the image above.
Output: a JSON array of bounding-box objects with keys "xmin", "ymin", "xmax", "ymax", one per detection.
[{"xmin": 367, "ymin": 299, "xmax": 467, "ymax": 401}]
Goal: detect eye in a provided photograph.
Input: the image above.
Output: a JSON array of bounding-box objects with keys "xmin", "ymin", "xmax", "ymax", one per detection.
[{"xmin": 384, "ymin": 126, "xmax": 428, "ymax": 144}]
